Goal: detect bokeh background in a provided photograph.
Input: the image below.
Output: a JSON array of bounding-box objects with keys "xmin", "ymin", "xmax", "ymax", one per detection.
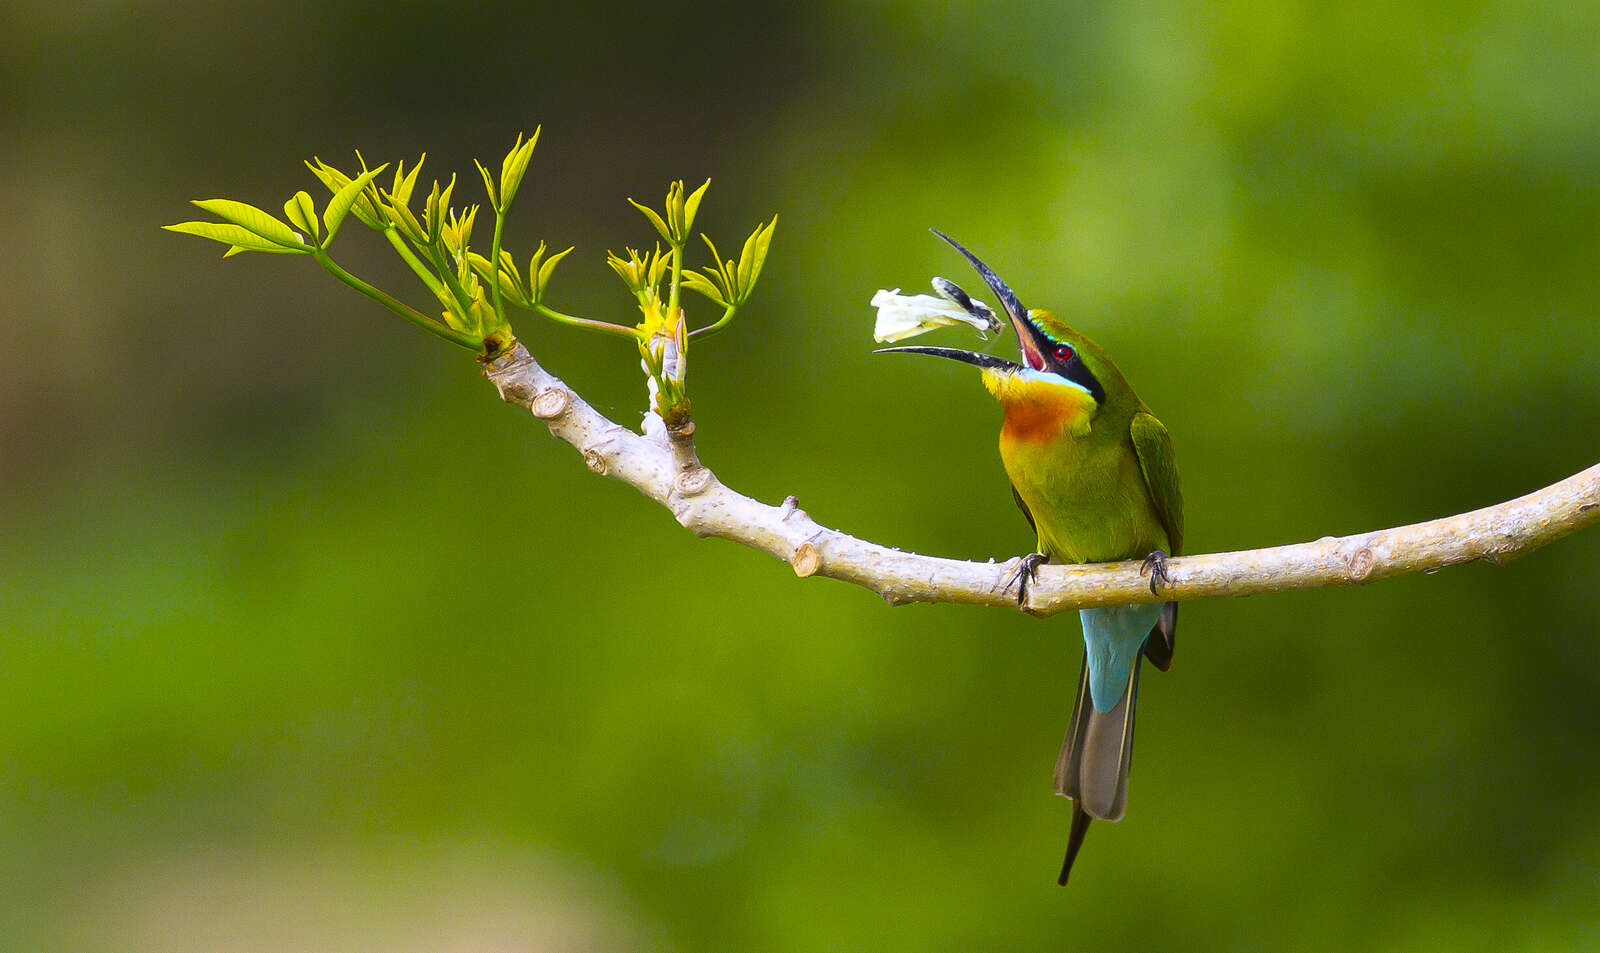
[{"xmin": 5, "ymin": 1, "xmax": 1600, "ymax": 949}]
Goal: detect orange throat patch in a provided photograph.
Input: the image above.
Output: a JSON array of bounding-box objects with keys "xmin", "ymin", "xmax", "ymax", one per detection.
[{"xmin": 982, "ymin": 367, "xmax": 1097, "ymax": 443}]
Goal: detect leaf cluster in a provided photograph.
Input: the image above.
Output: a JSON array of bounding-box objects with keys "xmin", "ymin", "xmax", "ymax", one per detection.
[
  {"xmin": 681, "ymin": 219, "xmax": 778, "ymax": 312},
  {"xmin": 165, "ymin": 131, "xmax": 777, "ymax": 420}
]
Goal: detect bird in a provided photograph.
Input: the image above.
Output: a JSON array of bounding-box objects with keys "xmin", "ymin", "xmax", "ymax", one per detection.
[{"xmin": 878, "ymin": 230, "xmax": 1183, "ymax": 886}]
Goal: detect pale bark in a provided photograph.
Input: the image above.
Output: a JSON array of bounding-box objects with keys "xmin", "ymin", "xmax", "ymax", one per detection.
[{"xmin": 484, "ymin": 342, "xmax": 1600, "ymax": 618}]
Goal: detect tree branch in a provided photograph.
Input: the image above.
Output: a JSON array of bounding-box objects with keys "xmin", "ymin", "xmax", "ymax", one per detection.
[{"xmin": 484, "ymin": 342, "xmax": 1600, "ymax": 617}]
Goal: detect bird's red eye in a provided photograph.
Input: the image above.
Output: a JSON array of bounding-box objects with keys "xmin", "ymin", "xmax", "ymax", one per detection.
[{"xmin": 1053, "ymin": 343, "xmax": 1075, "ymax": 362}]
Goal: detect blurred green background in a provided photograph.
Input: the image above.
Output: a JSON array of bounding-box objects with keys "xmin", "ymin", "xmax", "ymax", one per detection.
[{"xmin": 5, "ymin": 0, "xmax": 1600, "ymax": 949}]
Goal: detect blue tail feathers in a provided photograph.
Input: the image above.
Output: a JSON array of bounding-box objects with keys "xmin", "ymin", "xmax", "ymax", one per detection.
[{"xmin": 1080, "ymin": 604, "xmax": 1165, "ymax": 712}]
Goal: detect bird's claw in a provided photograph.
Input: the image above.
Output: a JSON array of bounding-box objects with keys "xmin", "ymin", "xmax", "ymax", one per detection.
[
  {"xmin": 1139, "ymin": 549, "xmax": 1171, "ymax": 596},
  {"xmin": 1005, "ymin": 552, "xmax": 1049, "ymax": 606}
]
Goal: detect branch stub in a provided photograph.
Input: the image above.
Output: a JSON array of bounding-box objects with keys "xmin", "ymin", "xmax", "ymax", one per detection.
[
  {"xmin": 530, "ymin": 388, "xmax": 571, "ymax": 420},
  {"xmin": 791, "ymin": 542, "xmax": 822, "ymax": 578},
  {"xmin": 674, "ymin": 468, "xmax": 713, "ymax": 496}
]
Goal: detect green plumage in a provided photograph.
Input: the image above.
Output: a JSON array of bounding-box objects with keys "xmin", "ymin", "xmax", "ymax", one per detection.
[
  {"xmin": 878, "ymin": 232, "xmax": 1185, "ymax": 886},
  {"xmin": 986, "ymin": 313, "xmax": 1182, "ymax": 884},
  {"xmin": 993, "ymin": 323, "xmax": 1180, "ymax": 568}
]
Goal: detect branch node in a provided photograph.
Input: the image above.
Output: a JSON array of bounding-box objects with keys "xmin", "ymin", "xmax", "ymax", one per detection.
[
  {"xmin": 530, "ymin": 387, "xmax": 571, "ymax": 420},
  {"xmin": 674, "ymin": 467, "xmax": 713, "ymax": 496},
  {"xmin": 495, "ymin": 377, "xmax": 538, "ymax": 406},
  {"xmin": 992, "ymin": 558, "xmax": 1021, "ymax": 594},
  {"xmin": 779, "ymin": 494, "xmax": 812, "ymax": 524},
  {"xmin": 582, "ymin": 448, "xmax": 607, "ymax": 474},
  {"xmin": 791, "ymin": 542, "xmax": 822, "ymax": 578},
  {"xmin": 1481, "ymin": 546, "xmax": 1521, "ymax": 566},
  {"xmin": 1345, "ymin": 547, "xmax": 1375, "ymax": 581}
]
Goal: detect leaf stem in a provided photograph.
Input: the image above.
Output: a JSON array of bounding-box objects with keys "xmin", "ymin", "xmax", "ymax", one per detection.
[
  {"xmin": 667, "ymin": 241, "xmax": 684, "ymax": 315},
  {"xmin": 382, "ymin": 227, "xmax": 448, "ymax": 300},
  {"xmin": 489, "ymin": 208, "xmax": 508, "ymax": 330},
  {"xmin": 688, "ymin": 304, "xmax": 739, "ymax": 339},
  {"xmin": 427, "ymin": 243, "xmax": 479, "ymax": 332},
  {"xmin": 533, "ymin": 303, "xmax": 643, "ymax": 340},
  {"xmin": 312, "ymin": 249, "xmax": 480, "ymax": 350}
]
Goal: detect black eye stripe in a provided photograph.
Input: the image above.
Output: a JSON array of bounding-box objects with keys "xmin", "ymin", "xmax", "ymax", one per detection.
[{"xmin": 1042, "ymin": 337, "xmax": 1103, "ymax": 405}]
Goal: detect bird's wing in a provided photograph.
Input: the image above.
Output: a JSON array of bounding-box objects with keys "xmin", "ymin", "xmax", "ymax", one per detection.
[
  {"xmin": 1131, "ymin": 411, "xmax": 1184, "ymax": 671},
  {"xmin": 1010, "ymin": 482, "xmax": 1037, "ymax": 534},
  {"xmin": 1130, "ymin": 412, "xmax": 1184, "ymax": 556}
]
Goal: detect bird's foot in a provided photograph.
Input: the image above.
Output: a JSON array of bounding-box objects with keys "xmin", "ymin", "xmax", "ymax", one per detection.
[
  {"xmin": 1005, "ymin": 552, "xmax": 1049, "ymax": 606},
  {"xmin": 1139, "ymin": 549, "xmax": 1171, "ymax": 596}
]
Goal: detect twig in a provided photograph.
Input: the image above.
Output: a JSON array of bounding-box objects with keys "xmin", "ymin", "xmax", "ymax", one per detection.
[{"xmin": 484, "ymin": 343, "xmax": 1600, "ymax": 617}]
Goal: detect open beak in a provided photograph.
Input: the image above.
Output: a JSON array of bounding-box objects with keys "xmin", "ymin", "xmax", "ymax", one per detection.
[
  {"xmin": 934, "ymin": 229, "xmax": 1053, "ymax": 372},
  {"xmin": 874, "ymin": 230, "xmax": 1046, "ymax": 372},
  {"xmin": 871, "ymin": 344, "xmax": 1020, "ymax": 370}
]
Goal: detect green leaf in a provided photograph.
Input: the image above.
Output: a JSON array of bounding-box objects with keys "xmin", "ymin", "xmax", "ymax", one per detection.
[
  {"xmin": 699, "ymin": 234, "xmax": 726, "ymax": 277},
  {"xmin": 323, "ymin": 164, "xmax": 388, "ymax": 246},
  {"xmin": 535, "ymin": 245, "xmax": 574, "ymax": 302},
  {"xmin": 736, "ymin": 228, "xmax": 758, "ymax": 296},
  {"xmin": 475, "ymin": 159, "xmax": 498, "ymax": 211},
  {"xmin": 304, "ymin": 158, "xmax": 348, "ymax": 195},
  {"xmin": 467, "ymin": 291, "xmax": 496, "ymax": 336},
  {"xmin": 682, "ymin": 179, "xmax": 710, "ymax": 237},
  {"xmin": 283, "ymin": 191, "xmax": 319, "ymax": 239},
  {"xmin": 164, "ymin": 221, "xmax": 311, "ymax": 256},
  {"xmin": 525, "ymin": 242, "xmax": 548, "ymax": 301},
  {"xmin": 737, "ymin": 215, "xmax": 777, "ymax": 302},
  {"xmin": 606, "ymin": 249, "xmax": 647, "ymax": 294},
  {"xmin": 628, "ymin": 198, "xmax": 672, "ymax": 244},
  {"xmin": 304, "ymin": 158, "xmax": 382, "ymax": 230},
  {"xmin": 380, "ymin": 187, "xmax": 428, "ymax": 244},
  {"xmin": 499, "ymin": 127, "xmax": 539, "ymax": 210},
  {"xmin": 472, "ymin": 248, "xmax": 528, "ymax": 303},
  {"xmin": 698, "ymin": 234, "xmax": 737, "ymax": 296},
  {"xmin": 436, "ymin": 287, "xmax": 471, "ymax": 332},
  {"xmin": 681, "ymin": 270, "xmax": 728, "ymax": 307},
  {"xmin": 441, "ymin": 203, "xmax": 477, "ymax": 256},
  {"xmin": 424, "ymin": 174, "xmax": 457, "ymax": 244},
  {"xmin": 664, "ymin": 181, "xmax": 686, "ymax": 241},
  {"xmin": 390, "ymin": 155, "xmax": 425, "ymax": 210},
  {"xmin": 222, "ymin": 243, "xmax": 306, "ymax": 257},
  {"xmin": 190, "ymin": 199, "xmax": 306, "ymax": 248},
  {"xmin": 496, "ymin": 247, "xmax": 521, "ymax": 292}
]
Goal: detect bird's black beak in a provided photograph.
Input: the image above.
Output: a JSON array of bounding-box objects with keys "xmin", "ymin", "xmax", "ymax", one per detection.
[
  {"xmin": 871, "ymin": 230, "xmax": 1045, "ymax": 373},
  {"xmin": 930, "ymin": 229, "xmax": 1052, "ymax": 373},
  {"xmin": 931, "ymin": 229, "xmax": 1027, "ymax": 324},
  {"xmin": 872, "ymin": 345, "xmax": 1020, "ymax": 370}
]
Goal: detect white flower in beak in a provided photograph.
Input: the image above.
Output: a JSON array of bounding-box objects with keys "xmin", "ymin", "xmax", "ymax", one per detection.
[{"xmin": 871, "ymin": 278, "xmax": 1001, "ymax": 343}]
